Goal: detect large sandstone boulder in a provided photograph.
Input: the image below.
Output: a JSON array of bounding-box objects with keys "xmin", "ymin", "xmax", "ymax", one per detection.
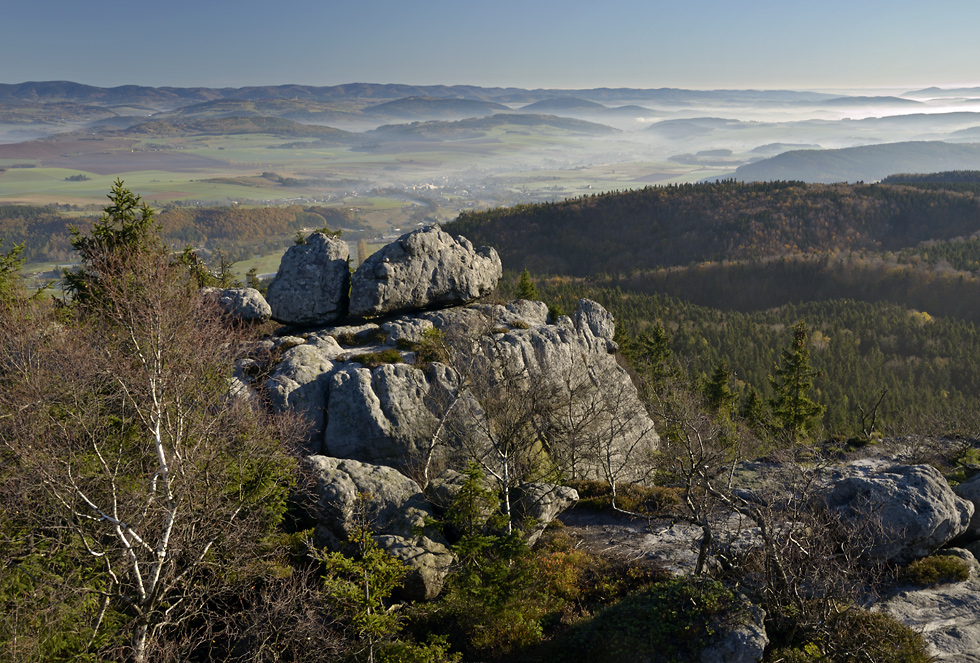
[
  {"xmin": 461, "ymin": 300, "xmax": 659, "ymax": 482},
  {"xmin": 266, "ymin": 232, "xmax": 350, "ymax": 326},
  {"xmin": 823, "ymin": 464, "xmax": 974, "ymax": 563},
  {"xmin": 304, "ymin": 455, "xmax": 453, "ymax": 600},
  {"xmin": 320, "ymin": 299, "xmax": 658, "ymax": 483},
  {"xmin": 512, "ymin": 482, "xmax": 579, "ymax": 545},
  {"xmin": 206, "ymin": 287, "xmax": 272, "ymax": 323},
  {"xmin": 349, "ymin": 226, "xmax": 501, "ymax": 318},
  {"xmin": 323, "ymin": 361, "xmax": 482, "ymax": 479}
]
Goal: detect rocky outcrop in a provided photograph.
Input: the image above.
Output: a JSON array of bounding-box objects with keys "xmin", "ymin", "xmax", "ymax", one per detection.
[
  {"xmin": 512, "ymin": 482, "xmax": 579, "ymax": 545},
  {"xmin": 323, "ymin": 362, "xmax": 469, "ymax": 474},
  {"xmin": 304, "ymin": 455, "xmax": 453, "ymax": 600},
  {"xmin": 823, "ymin": 464, "xmax": 974, "ymax": 563},
  {"xmin": 318, "ymin": 299, "xmax": 658, "ymax": 482},
  {"xmin": 206, "ymin": 287, "xmax": 272, "ymax": 323},
  {"xmin": 265, "ymin": 341, "xmax": 341, "ymax": 450},
  {"xmin": 459, "ymin": 300, "xmax": 659, "ymax": 482},
  {"xmin": 349, "ymin": 226, "xmax": 501, "ymax": 318},
  {"xmin": 953, "ymin": 472, "xmax": 980, "ymax": 540},
  {"xmin": 265, "ymin": 232, "xmax": 350, "ymax": 326},
  {"xmin": 876, "ymin": 570, "xmax": 980, "ymax": 662}
]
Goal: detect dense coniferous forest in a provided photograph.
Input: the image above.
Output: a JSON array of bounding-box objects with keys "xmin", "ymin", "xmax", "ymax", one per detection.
[{"xmin": 500, "ymin": 278, "xmax": 980, "ymax": 437}]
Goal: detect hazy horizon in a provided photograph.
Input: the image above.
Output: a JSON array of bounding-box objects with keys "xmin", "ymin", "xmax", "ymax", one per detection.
[{"xmin": 5, "ymin": 0, "xmax": 979, "ymax": 92}]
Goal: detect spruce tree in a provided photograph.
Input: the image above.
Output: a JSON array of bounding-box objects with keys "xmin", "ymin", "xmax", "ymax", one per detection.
[
  {"xmin": 516, "ymin": 268, "xmax": 539, "ymax": 300},
  {"xmin": 769, "ymin": 321, "xmax": 825, "ymax": 442}
]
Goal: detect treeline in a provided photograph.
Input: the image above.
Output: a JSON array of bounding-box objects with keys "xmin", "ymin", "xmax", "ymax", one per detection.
[
  {"xmin": 502, "ymin": 274, "xmax": 980, "ymax": 437},
  {"xmin": 447, "ymin": 180, "xmax": 980, "ymax": 276},
  {"xmin": 605, "ymin": 251, "xmax": 980, "ymax": 325},
  {"xmin": 0, "ymin": 204, "xmax": 353, "ymax": 264},
  {"xmin": 882, "ymin": 170, "xmax": 980, "ymax": 194}
]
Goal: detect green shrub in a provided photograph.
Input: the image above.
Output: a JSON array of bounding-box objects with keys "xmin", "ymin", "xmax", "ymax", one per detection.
[
  {"xmin": 902, "ymin": 554, "xmax": 971, "ymax": 586},
  {"xmin": 567, "ymin": 480, "xmax": 682, "ymax": 514},
  {"xmin": 395, "ymin": 338, "xmax": 417, "ymax": 351},
  {"xmin": 769, "ymin": 609, "xmax": 932, "ymax": 663},
  {"xmin": 558, "ymin": 576, "xmax": 744, "ymax": 663},
  {"xmin": 350, "ymin": 348, "xmax": 404, "ymax": 368},
  {"xmin": 412, "ymin": 328, "xmax": 448, "ymax": 367}
]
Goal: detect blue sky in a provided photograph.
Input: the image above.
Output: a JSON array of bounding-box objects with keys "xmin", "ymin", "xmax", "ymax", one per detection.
[{"xmin": 2, "ymin": 0, "xmax": 978, "ymax": 90}]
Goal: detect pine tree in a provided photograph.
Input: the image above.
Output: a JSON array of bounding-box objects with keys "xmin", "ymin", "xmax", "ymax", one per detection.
[
  {"xmin": 516, "ymin": 268, "xmax": 539, "ymax": 300},
  {"xmin": 703, "ymin": 361, "xmax": 737, "ymax": 419},
  {"xmin": 769, "ymin": 321, "xmax": 825, "ymax": 442}
]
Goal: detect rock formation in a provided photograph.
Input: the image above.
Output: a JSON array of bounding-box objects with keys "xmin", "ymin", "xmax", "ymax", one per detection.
[
  {"xmin": 241, "ymin": 226, "xmax": 615, "ymax": 599},
  {"xmin": 305, "ymin": 455, "xmax": 453, "ymax": 600},
  {"xmin": 265, "ymin": 231, "xmax": 350, "ymax": 326},
  {"xmin": 822, "ymin": 464, "xmax": 974, "ymax": 563},
  {"xmin": 876, "ymin": 566, "xmax": 980, "ymax": 662},
  {"xmin": 953, "ymin": 472, "xmax": 980, "ymax": 540},
  {"xmin": 349, "ymin": 226, "xmax": 501, "ymax": 318},
  {"xmin": 205, "ymin": 286, "xmax": 272, "ymax": 323}
]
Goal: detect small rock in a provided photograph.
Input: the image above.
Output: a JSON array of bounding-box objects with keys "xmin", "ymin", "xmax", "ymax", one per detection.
[{"xmin": 205, "ymin": 287, "xmax": 271, "ymax": 323}]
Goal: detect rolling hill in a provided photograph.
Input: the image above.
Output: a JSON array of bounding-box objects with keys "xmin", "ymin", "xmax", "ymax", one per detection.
[
  {"xmin": 733, "ymin": 141, "xmax": 980, "ymax": 183},
  {"xmin": 116, "ymin": 116, "xmax": 359, "ymax": 140},
  {"xmin": 366, "ymin": 113, "xmax": 619, "ymax": 141},
  {"xmin": 363, "ymin": 96, "xmax": 511, "ymax": 119}
]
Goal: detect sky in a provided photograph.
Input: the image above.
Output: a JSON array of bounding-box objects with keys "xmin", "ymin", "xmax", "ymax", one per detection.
[{"xmin": 2, "ymin": 0, "xmax": 979, "ymax": 91}]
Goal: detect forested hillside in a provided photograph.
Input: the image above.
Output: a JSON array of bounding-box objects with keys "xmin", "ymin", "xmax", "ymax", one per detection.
[
  {"xmin": 0, "ymin": 204, "xmax": 354, "ymax": 264},
  {"xmin": 474, "ymin": 177, "xmax": 980, "ymax": 439},
  {"xmin": 447, "ymin": 181, "xmax": 980, "ymax": 276}
]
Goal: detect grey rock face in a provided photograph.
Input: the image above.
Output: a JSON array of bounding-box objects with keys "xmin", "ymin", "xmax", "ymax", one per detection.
[
  {"xmin": 266, "ymin": 232, "xmax": 350, "ymax": 326},
  {"xmin": 823, "ymin": 464, "xmax": 974, "ymax": 563},
  {"xmin": 574, "ymin": 297, "xmax": 618, "ymax": 353},
  {"xmin": 512, "ymin": 482, "xmax": 579, "ymax": 545},
  {"xmin": 380, "ymin": 317, "xmax": 435, "ymax": 345},
  {"xmin": 304, "ymin": 455, "xmax": 453, "ymax": 600},
  {"xmin": 876, "ymin": 574, "xmax": 980, "ymax": 662},
  {"xmin": 206, "ymin": 287, "xmax": 272, "ymax": 323},
  {"xmin": 323, "ymin": 363, "xmax": 464, "ymax": 475},
  {"xmin": 265, "ymin": 342, "xmax": 341, "ymax": 450},
  {"xmin": 953, "ymin": 472, "xmax": 980, "ymax": 540},
  {"xmin": 323, "ymin": 299, "xmax": 658, "ymax": 483},
  {"xmin": 462, "ymin": 299, "xmax": 659, "ymax": 482},
  {"xmin": 349, "ymin": 226, "xmax": 501, "ymax": 318}
]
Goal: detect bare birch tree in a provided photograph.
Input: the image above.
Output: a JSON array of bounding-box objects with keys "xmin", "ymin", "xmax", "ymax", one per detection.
[{"xmin": 0, "ymin": 184, "xmax": 298, "ymax": 662}]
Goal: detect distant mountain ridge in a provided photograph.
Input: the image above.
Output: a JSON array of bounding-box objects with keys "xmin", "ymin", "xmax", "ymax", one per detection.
[{"xmin": 0, "ymin": 80, "xmax": 838, "ymax": 110}]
